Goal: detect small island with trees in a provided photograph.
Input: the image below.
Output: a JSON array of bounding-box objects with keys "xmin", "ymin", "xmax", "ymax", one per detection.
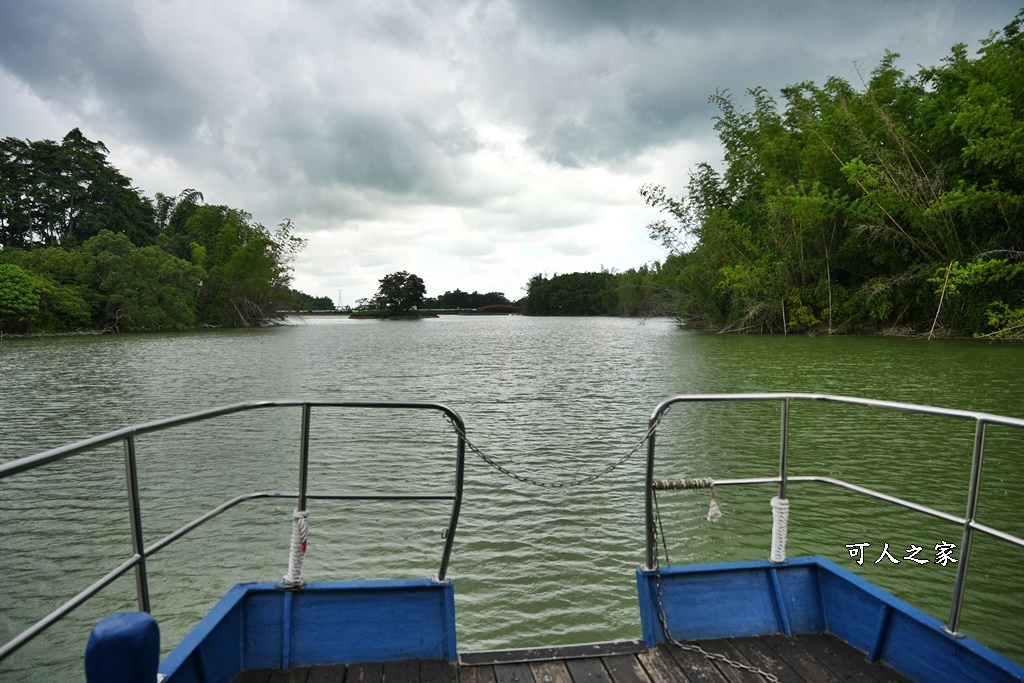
[{"xmin": 346, "ymin": 271, "xmax": 517, "ymax": 319}]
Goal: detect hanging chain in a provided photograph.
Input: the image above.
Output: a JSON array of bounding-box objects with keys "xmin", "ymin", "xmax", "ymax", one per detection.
[
  {"xmin": 442, "ymin": 408, "xmax": 669, "ymax": 489},
  {"xmin": 651, "ymin": 497, "xmax": 781, "ymax": 683},
  {"xmin": 444, "ymin": 409, "xmax": 779, "ymax": 680},
  {"xmin": 653, "ymin": 488, "xmax": 672, "ymax": 566}
]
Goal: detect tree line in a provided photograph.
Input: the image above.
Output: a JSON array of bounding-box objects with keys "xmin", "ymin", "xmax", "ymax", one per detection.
[
  {"xmin": 526, "ymin": 12, "xmax": 1024, "ymax": 338},
  {"xmin": 0, "ymin": 129, "xmax": 306, "ymax": 333},
  {"xmin": 638, "ymin": 11, "xmax": 1024, "ymax": 338}
]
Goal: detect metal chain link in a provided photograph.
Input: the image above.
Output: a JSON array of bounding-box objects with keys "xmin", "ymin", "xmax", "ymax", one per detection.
[
  {"xmin": 445, "ymin": 410, "xmax": 779, "ymax": 680},
  {"xmin": 651, "ymin": 498, "xmax": 781, "ymax": 683},
  {"xmin": 443, "ymin": 408, "xmax": 668, "ymax": 489}
]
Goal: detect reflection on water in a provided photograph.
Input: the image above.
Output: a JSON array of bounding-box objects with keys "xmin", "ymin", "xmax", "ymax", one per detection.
[{"xmin": 1, "ymin": 317, "xmax": 1023, "ymax": 680}]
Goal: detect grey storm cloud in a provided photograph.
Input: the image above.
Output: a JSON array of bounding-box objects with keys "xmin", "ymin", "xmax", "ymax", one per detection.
[
  {"xmin": 0, "ymin": 0, "xmax": 1018, "ymax": 299},
  {"xmin": 1, "ymin": 0, "xmax": 1013, "ymax": 183},
  {"xmin": 0, "ymin": 0, "xmax": 206, "ymax": 142}
]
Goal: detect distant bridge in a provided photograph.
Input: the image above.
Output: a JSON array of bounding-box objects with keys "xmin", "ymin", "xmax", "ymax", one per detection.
[
  {"xmin": 473, "ymin": 305, "xmax": 520, "ymax": 314},
  {"xmin": 280, "ymin": 305, "xmax": 520, "ymax": 316}
]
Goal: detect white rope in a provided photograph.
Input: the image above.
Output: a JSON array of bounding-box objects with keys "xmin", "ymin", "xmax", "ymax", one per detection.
[
  {"xmin": 706, "ymin": 487, "xmax": 722, "ymax": 522},
  {"xmin": 769, "ymin": 496, "xmax": 789, "ymax": 563},
  {"xmin": 653, "ymin": 477, "xmax": 715, "ymax": 490},
  {"xmin": 283, "ymin": 509, "xmax": 309, "ymax": 587}
]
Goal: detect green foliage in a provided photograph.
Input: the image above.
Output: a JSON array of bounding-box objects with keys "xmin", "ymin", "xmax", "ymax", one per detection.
[
  {"xmin": 371, "ymin": 271, "xmax": 426, "ymax": 312},
  {"xmin": 149, "ymin": 201, "xmax": 305, "ymax": 327},
  {"xmin": 423, "ymin": 289, "xmax": 511, "ymax": 309},
  {"xmin": 639, "ymin": 11, "xmax": 1024, "ymax": 336},
  {"xmin": 524, "ymin": 272, "xmax": 617, "ymax": 315},
  {"xmin": 982, "ymin": 302, "xmax": 1024, "ymax": 339},
  {"xmin": 930, "ymin": 259, "xmax": 1024, "ymax": 335},
  {"xmin": 0, "ymin": 261, "xmax": 89, "ymax": 333},
  {"xmin": 78, "ymin": 230, "xmax": 203, "ymax": 331},
  {"xmin": 0, "ymin": 129, "xmax": 155, "ymax": 248},
  {"xmin": 0, "ymin": 263, "xmax": 45, "ymax": 332},
  {"xmin": 286, "ymin": 288, "xmax": 336, "ymax": 310},
  {"xmin": 0, "ymin": 130, "xmax": 306, "ymax": 333}
]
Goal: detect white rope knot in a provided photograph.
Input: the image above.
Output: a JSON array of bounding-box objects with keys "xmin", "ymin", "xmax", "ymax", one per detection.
[
  {"xmin": 769, "ymin": 496, "xmax": 789, "ymax": 563},
  {"xmin": 653, "ymin": 477, "xmax": 715, "ymax": 490},
  {"xmin": 283, "ymin": 509, "xmax": 309, "ymax": 588}
]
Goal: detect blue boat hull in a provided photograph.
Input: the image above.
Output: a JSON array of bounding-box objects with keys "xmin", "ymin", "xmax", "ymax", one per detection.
[
  {"xmin": 158, "ymin": 578, "xmax": 457, "ymax": 683},
  {"xmin": 636, "ymin": 556, "xmax": 1024, "ymax": 683}
]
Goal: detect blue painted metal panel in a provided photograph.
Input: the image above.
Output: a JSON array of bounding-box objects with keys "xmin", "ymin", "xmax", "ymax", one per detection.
[
  {"xmin": 773, "ymin": 562, "xmax": 825, "ymax": 634},
  {"xmin": 240, "ymin": 587, "xmax": 286, "ymax": 670},
  {"xmin": 816, "ymin": 564, "xmax": 891, "ymax": 655},
  {"xmin": 638, "ymin": 557, "xmax": 1024, "ymax": 683},
  {"xmin": 161, "ymin": 584, "xmax": 249, "ymax": 683},
  {"xmin": 636, "ymin": 559, "xmax": 785, "ymax": 642},
  {"xmin": 813, "ymin": 558, "xmax": 1024, "ymax": 683},
  {"xmin": 159, "ymin": 578, "xmax": 457, "ymax": 683},
  {"xmin": 288, "ymin": 581, "xmax": 456, "ymax": 665},
  {"xmin": 879, "ymin": 608, "xmax": 1023, "ymax": 683}
]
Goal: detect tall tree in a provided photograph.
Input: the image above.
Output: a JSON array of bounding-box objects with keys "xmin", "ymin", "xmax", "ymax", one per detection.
[
  {"xmin": 78, "ymin": 230, "xmax": 203, "ymax": 331},
  {"xmin": 0, "ymin": 129, "xmax": 155, "ymax": 248},
  {"xmin": 372, "ymin": 271, "xmax": 426, "ymax": 312},
  {"xmin": 181, "ymin": 206, "xmax": 306, "ymax": 326}
]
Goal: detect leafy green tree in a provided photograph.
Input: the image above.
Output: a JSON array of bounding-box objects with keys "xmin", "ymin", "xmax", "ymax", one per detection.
[
  {"xmin": 78, "ymin": 230, "xmax": 203, "ymax": 331},
  {"xmin": 426, "ymin": 289, "xmax": 511, "ymax": 309},
  {"xmin": 0, "ymin": 127, "xmax": 308, "ymax": 332},
  {"xmin": 524, "ymin": 272, "xmax": 616, "ymax": 315},
  {"xmin": 310, "ymin": 295, "xmax": 336, "ymax": 310},
  {"xmin": 0, "ymin": 261, "xmax": 90, "ymax": 333},
  {"xmin": 285, "ymin": 288, "xmax": 336, "ymax": 310},
  {"xmin": 372, "ymin": 271, "xmax": 426, "ymax": 312},
  {"xmin": 0, "ymin": 129, "xmax": 155, "ymax": 248},
  {"xmin": 177, "ymin": 206, "xmax": 306, "ymax": 326},
  {"xmin": 0, "ymin": 263, "xmax": 47, "ymax": 332}
]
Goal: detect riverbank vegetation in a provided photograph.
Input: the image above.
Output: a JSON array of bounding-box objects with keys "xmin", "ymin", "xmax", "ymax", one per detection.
[
  {"xmin": 642, "ymin": 12, "xmax": 1024, "ymax": 338},
  {"xmin": 0, "ymin": 130, "xmax": 307, "ymax": 333},
  {"xmin": 528, "ymin": 13, "xmax": 1024, "ymax": 338}
]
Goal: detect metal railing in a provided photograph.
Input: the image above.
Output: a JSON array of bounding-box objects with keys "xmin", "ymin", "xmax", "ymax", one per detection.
[
  {"xmin": 642, "ymin": 393, "xmax": 1024, "ymax": 637},
  {"xmin": 0, "ymin": 400, "xmax": 467, "ymax": 663}
]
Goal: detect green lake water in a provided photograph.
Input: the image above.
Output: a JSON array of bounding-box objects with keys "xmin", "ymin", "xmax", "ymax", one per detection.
[{"xmin": 1, "ymin": 316, "xmax": 1022, "ymax": 680}]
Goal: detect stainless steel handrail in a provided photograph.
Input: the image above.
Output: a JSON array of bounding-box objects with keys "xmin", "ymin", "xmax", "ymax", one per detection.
[
  {"xmin": 642, "ymin": 392, "xmax": 1024, "ymax": 637},
  {"xmin": 0, "ymin": 400, "xmax": 467, "ymax": 663}
]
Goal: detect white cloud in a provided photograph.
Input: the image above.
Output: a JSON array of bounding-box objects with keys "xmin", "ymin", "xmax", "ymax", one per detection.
[{"xmin": 0, "ymin": 0, "xmax": 1017, "ymax": 303}]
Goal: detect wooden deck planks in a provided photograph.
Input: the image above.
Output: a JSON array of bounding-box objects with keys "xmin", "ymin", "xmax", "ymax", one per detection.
[
  {"xmin": 636, "ymin": 645, "xmax": 699, "ymax": 683},
  {"xmin": 459, "ymin": 665, "xmax": 499, "ymax": 683},
  {"xmin": 599, "ymin": 653, "xmax": 653, "ymax": 683},
  {"xmin": 563, "ymin": 657, "xmax": 613, "ymax": 683},
  {"xmin": 304, "ymin": 664, "xmax": 346, "ymax": 683},
  {"xmin": 529, "ymin": 659, "xmax": 574, "ymax": 683},
  {"xmin": 492, "ymin": 661, "xmax": 535, "ymax": 683},
  {"xmin": 229, "ymin": 634, "xmax": 921, "ymax": 683}
]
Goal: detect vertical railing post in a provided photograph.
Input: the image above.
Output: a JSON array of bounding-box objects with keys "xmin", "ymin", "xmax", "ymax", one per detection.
[
  {"xmin": 947, "ymin": 419, "xmax": 986, "ymax": 635},
  {"xmin": 284, "ymin": 405, "xmax": 313, "ymax": 588},
  {"xmin": 437, "ymin": 410, "xmax": 466, "ymax": 582},
  {"xmin": 644, "ymin": 413, "xmax": 659, "ymax": 570},
  {"xmin": 298, "ymin": 404, "xmax": 311, "ymax": 511},
  {"xmin": 123, "ymin": 435, "xmax": 151, "ymax": 613},
  {"xmin": 778, "ymin": 398, "xmax": 790, "ymax": 499}
]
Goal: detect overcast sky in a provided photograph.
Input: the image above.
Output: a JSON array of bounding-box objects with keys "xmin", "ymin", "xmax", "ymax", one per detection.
[{"xmin": 0, "ymin": 1, "xmax": 1019, "ymax": 305}]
